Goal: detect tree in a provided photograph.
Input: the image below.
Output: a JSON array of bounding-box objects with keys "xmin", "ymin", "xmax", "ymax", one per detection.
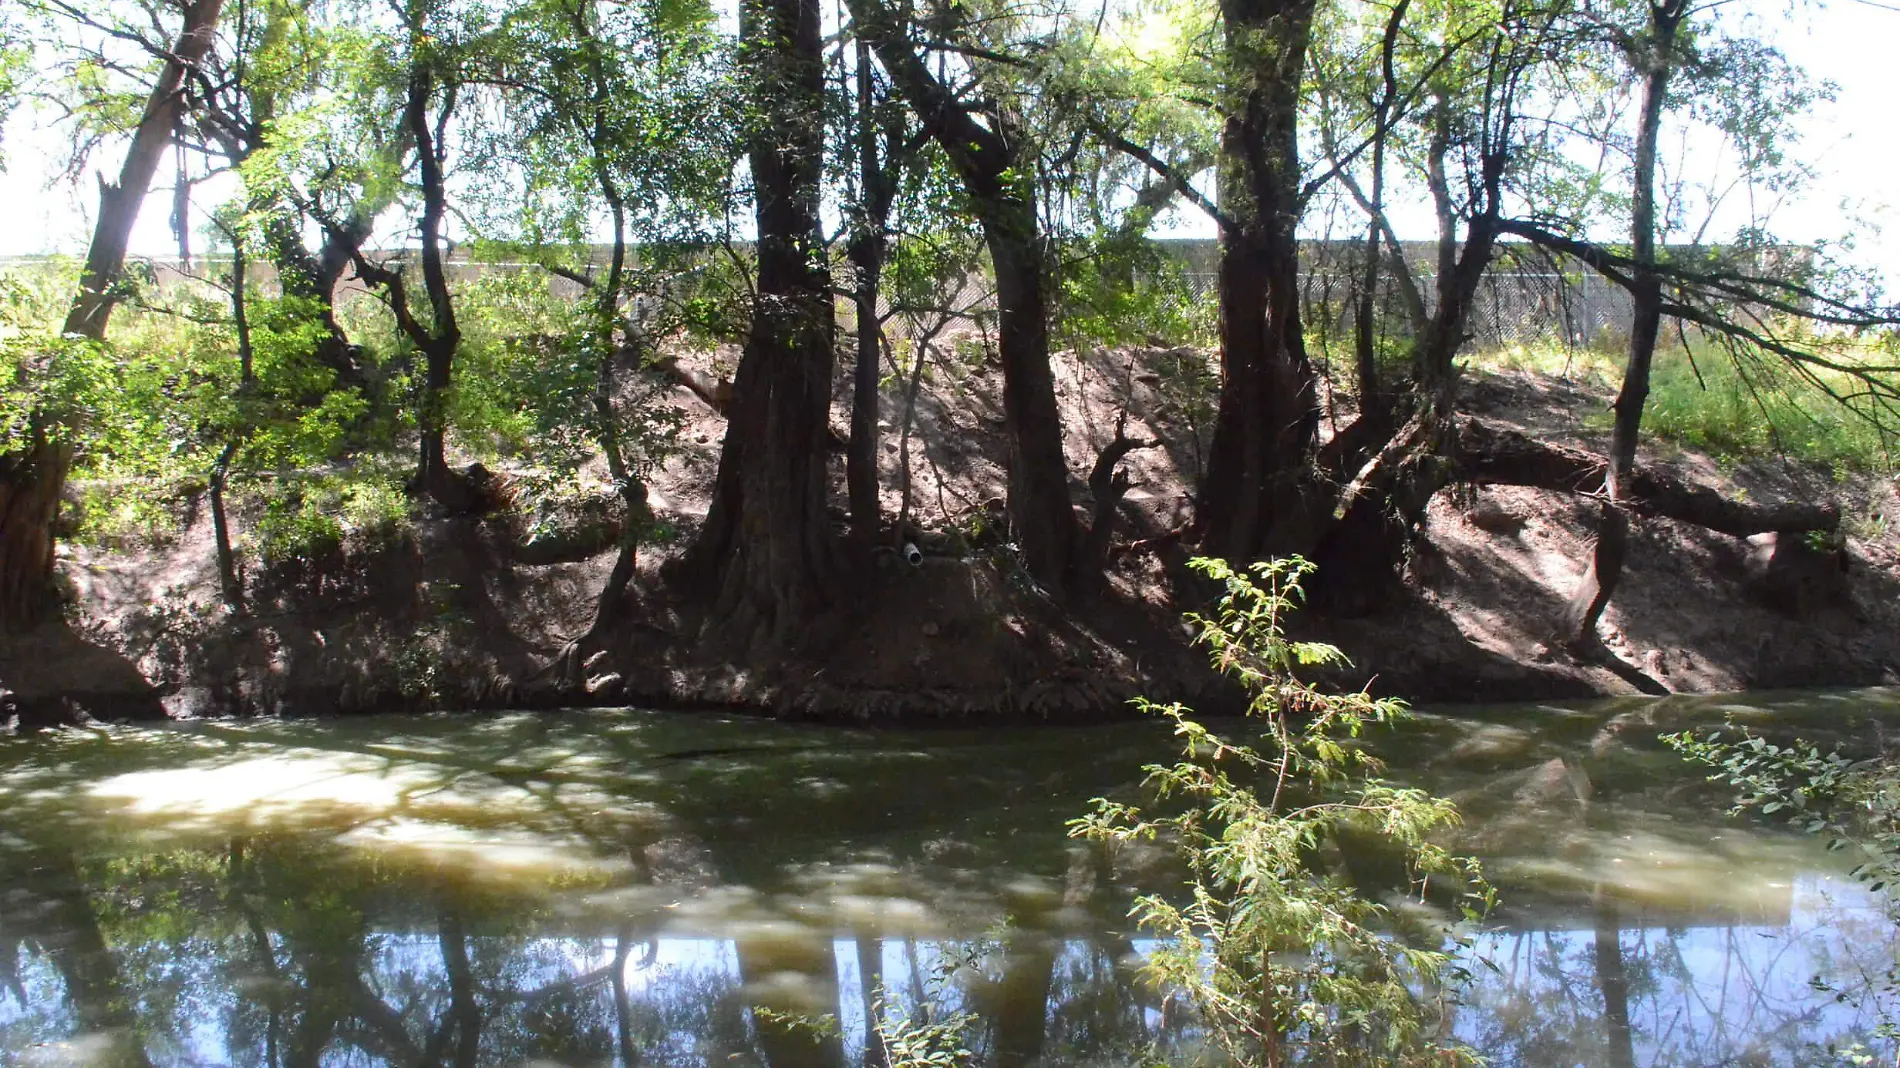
[
  {"xmin": 1560, "ymin": 0, "xmax": 1689, "ymax": 645},
  {"xmin": 843, "ymin": 38, "xmax": 911, "ymax": 551},
  {"xmin": 0, "ymin": 0, "xmax": 224, "ymax": 626},
  {"xmin": 849, "ymin": 0, "xmax": 1082, "ymax": 597},
  {"xmin": 1072, "ymin": 556, "xmax": 1491, "ymax": 1065},
  {"xmin": 1195, "ymin": 0, "xmax": 1324, "ymax": 564},
  {"xmin": 341, "ymin": 0, "xmax": 477, "ymax": 511},
  {"xmin": 475, "ymin": 0, "xmax": 728, "ymax": 673},
  {"xmin": 671, "ymin": 0, "xmax": 845, "ymax": 652},
  {"xmin": 1097, "ymin": 0, "xmax": 1569, "ymax": 606},
  {"xmin": 187, "ymin": 0, "xmax": 411, "ymax": 397}
]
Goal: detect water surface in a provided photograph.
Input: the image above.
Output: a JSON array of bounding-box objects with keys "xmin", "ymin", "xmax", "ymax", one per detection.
[{"xmin": 2, "ymin": 689, "xmax": 1896, "ymax": 1066}]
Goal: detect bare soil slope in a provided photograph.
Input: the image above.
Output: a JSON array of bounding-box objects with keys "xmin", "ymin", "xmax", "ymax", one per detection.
[{"xmin": 8, "ymin": 346, "xmax": 1898, "ymax": 724}]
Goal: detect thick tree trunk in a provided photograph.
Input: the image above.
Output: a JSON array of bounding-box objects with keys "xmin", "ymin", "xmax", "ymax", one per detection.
[
  {"xmin": 846, "ymin": 40, "xmax": 892, "ymax": 550},
  {"xmin": 0, "ymin": 437, "xmax": 71, "ymax": 627},
  {"xmin": 1564, "ymin": 4, "xmax": 1682, "ymax": 644},
  {"xmin": 0, "ymin": 0, "xmax": 224, "ymax": 627},
  {"xmin": 850, "ymin": 2, "xmax": 1079, "ymax": 595},
  {"xmin": 988, "ymin": 215, "xmax": 1079, "ymax": 595},
  {"xmin": 675, "ymin": 0, "xmax": 842, "ymax": 652},
  {"xmin": 1196, "ymin": 0, "xmax": 1322, "ymax": 563}
]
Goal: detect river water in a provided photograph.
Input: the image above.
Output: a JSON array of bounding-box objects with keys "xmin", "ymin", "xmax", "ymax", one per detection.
[{"xmin": 1, "ymin": 690, "xmax": 1896, "ymax": 1067}]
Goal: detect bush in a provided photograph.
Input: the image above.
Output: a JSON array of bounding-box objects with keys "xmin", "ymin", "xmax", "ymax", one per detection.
[
  {"xmin": 1071, "ymin": 556, "xmax": 1492, "ymax": 1066},
  {"xmin": 1666, "ymin": 725, "xmax": 1900, "ymax": 1050}
]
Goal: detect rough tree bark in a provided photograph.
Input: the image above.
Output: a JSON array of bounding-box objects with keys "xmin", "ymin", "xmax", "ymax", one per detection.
[
  {"xmin": 404, "ymin": 55, "xmax": 464, "ymax": 508},
  {"xmin": 0, "ymin": 0, "xmax": 225, "ymax": 628},
  {"xmin": 673, "ymin": 0, "xmax": 843, "ymax": 652},
  {"xmin": 1196, "ymin": 0, "xmax": 1323, "ymax": 563},
  {"xmin": 850, "ymin": 1, "xmax": 1080, "ymax": 596},
  {"xmin": 846, "ymin": 38, "xmax": 900, "ymax": 550},
  {"xmin": 335, "ymin": 48, "xmax": 473, "ymax": 513},
  {"xmin": 1563, "ymin": 0, "xmax": 1686, "ymax": 645}
]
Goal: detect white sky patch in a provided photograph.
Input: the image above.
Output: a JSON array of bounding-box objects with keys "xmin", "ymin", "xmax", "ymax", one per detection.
[{"xmin": 0, "ymin": 2, "xmax": 1893, "ymax": 284}]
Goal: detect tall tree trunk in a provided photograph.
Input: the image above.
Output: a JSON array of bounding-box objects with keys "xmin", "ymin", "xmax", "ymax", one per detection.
[
  {"xmin": 0, "ymin": 0, "xmax": 224, "ymax": 627},
  {"xmin": 675, "ymin": 0, "xmax": 843, "ymax": 652},
  {"xmin": 987, "ymin": 205, "xmax": 1078, "ymax": 595},
  {"xmin": 846, "ymin": 40, "xmax": 892, "ymax": 551},
  {"xmin": 212, "ymin": 229, "xmax": 257, "ymax": 615},
  {"xmin": 64, "ymin": 0, "xmax": 226, "ymax": 342},
  {"xmin": 406, "ymin": 59, "xmax": 462, "ymax": 508},
  {"xmin": 1564, "ymin": 1, "xmax": 1682, "ymax": 645},
  {"xmin": 849, "ymin": 2, "xmax": 1079, "ymax": 596},
  {"xmin": 1196, "ymin": 0, "xmax": 1321, "ymax": 563}
]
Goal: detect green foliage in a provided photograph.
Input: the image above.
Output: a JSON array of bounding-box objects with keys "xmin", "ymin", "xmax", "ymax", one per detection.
[
  {"xmin": 1071, "ymin": 556, "xmax": 1492, "ymax": 1066},
  {"xmin": 873, "ymin": 1000, "xmax": 978, "ymax": 1068},
  {"xmin": 0, "ymin": 266, "xmax": 111, "ymax": 442},
  {"xmin": 1639, "ymin": 341, "xmax": 1897, "ymax": 476},
  {"xmin": 1, "ymin": 259, "xmax": 376, "ymax": 545},
  {"xmin": 0, "ymin": 12, "xmax": 25, "ymax": 160},
  {"xmin": 869, "ymin": 941, "xmax": 986, "ymax": 1068},
  {"xmin": 252, "ymin": 468, "xmax": 410, "ymax": 564},
  {"xmin": 1665, "ymin": 727, "xmax": 1900, "ymax": 897},
  {"xmin": 1054, "ymin": 234, "xmax": 1213, "ymax": 351},
  {"xmin": 1471, "ymin": 338, "xmax": 1900, "ymax": 476},
  {"xmin": 1665, "ymin": 725, "xmax": 1900, "ymax": 1045}
]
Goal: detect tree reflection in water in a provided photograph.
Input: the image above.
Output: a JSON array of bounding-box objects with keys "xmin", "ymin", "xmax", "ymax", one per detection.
[
  {"xmin": 1, "ymin": 700, "xmax": 1898, "ymax": 1065},
  {"xmin": 2, "ymin": 839, "xmax": 1894, "ymax": 1066}
]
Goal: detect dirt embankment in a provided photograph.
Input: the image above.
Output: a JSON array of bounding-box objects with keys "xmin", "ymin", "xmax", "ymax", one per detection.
[{"xmin": 5, "ymin": 348, "xmax": 1899, "ymax": 727}]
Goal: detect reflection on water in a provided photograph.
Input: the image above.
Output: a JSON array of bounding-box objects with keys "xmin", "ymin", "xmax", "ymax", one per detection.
[{"xmin": 1, "ymin": 690, "xmax": 1896, "ymax": 1066}]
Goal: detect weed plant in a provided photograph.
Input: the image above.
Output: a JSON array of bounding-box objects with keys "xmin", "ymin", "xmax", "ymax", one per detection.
[{"xmin": 1072, "ymin": 556, "xmax": 1493, "ymax": 1067}]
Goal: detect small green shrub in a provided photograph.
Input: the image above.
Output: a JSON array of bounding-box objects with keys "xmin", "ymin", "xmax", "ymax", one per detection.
[
  {"xmin": 1071, "ymin": 556, "xmax": 1492, "ymax": 1067},
  {"xmin": 251, "ymin": 470, "xmax": 410, "ymax": 564},
  {"xmin": 1666, "ymin": 725, "xmax": 1900, "ymax": 1047}
]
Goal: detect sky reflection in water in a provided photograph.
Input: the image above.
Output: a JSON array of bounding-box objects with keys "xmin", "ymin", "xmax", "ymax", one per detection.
[{"xmin": 0, "ymin": 691, "xmax": 1896, "ymax": 1066}]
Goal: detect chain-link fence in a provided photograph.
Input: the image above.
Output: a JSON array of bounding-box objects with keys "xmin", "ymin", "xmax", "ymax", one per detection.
[{"xmin": 6, "ymin": 240, "xmax": 1638, "ymax": 354}]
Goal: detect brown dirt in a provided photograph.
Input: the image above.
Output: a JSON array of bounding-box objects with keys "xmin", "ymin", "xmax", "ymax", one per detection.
[{"xmin": 6, "ymin": 347, "xmax": 1899, "ymax": 726}]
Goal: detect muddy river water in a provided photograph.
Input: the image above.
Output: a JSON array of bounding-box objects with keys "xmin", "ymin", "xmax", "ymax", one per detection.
[{"xmin": 2, "ymin": 689, "xmax": 1897, "ymax": 1066}]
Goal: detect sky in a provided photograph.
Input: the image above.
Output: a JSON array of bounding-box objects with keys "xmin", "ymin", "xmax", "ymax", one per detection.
[{"xmin": 0, "ymin": 0, "xmax": 1895, "ymax": 283}]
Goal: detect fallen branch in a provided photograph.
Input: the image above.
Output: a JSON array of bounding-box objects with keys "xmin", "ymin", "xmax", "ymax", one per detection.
[
  {"xmin": 1454, "ymin": 419, "xmax": 1839, "ymax": 536},
  {"xmin": 650, "ymin": 355, "xmax": 732, "ymax": 415}
]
